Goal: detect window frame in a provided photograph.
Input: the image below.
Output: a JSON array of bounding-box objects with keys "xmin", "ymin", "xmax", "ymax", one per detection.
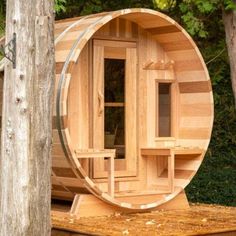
[{"xmin": 155, "ymin": 79, "xmax": 177, "ymax": 139}]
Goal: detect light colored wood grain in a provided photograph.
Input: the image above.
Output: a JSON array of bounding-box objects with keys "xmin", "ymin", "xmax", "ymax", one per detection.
[
  {"xmin": 179, "ymin": 81, "xmax": 212, "ymax": 93},
  {"xmin": 107, "ymin": 156, "xmax": 115, "ymax": 197},
  {"xmin": 141, "ymin": 148, "xmax": 175, "ymax": 192},
  {"xmin": 167, "ymin": 49, "xmax": 198, "ymax": 61},
  {"xmin": 176, "ymin": 70, "xmax": 208, "ymax": 82},
  {"xmin": 175, "ymin": 159, "xmax": 202, "ymax": 171},
  {"xmin": 168, "ymin": 150, "xmax": 175, "ymax": 193},
  {"xmin": 179, "ymin": 116, "xmax": 213, "ymax": 128},
  {"xmin": 104, "ymin": 46, "xmax": 126, "ymax": 59},
  {"xmin": 141, "ymin": 148, "xmax": 171, "ymax": 156},
  {"xmin": 123, "ymin": 13, "xmax": 172, "ymax": 29},
  {"xmin": 143, "ymin": 59, "xmax": 175, "ymax": 70},
  {"xmin": 180, "ymin": 103, "xmax": 213, "ymax": 117},
  {"xmin": 75, "ymin": 149, "xmax": 115, "ymax": 197},
  {"xmin": 162, "ymin": 40, "xmax": 193, "ymax": 51},
  {"xmin": 179, "ymin": 128, "xmax": 211, "ymax": 139},
  {"xmin": 174, "ymin": 147, "xmax": 203, "ymax": 155},
  {"xmin": 153, "ymin": 32, "xmax": 187, "ymax": 43},
  {"xmin": 75, "ymin": 149, "xmax": 115, "ymax": 158},
  {"xmin": 92, "ymin": 42, "xmax": 105, "ymax": 177},
  {"xmin": 68, "ymin": 44, "xmax": 89, "ymax": 153},
  {"xmin": 94, "ymin": 39, "xmax": 136, "ymax": 48},
  {"xmin": 125, "ymin": 47, "xmax": 138, "ymax": 178},
  {"xmin": 175, "ymin": 60, "xmax": 203, "ymax": 72},
  {"xmin": 146, "ymin": 32, "xmax": 164, "ymax": 146},
  {"xmin": 52, "ymin": 176, "xmax": 85, "ymax": 189},
  {"xmin": 147, "ymin": 25, "xmax": 180, "ymax": 35},
  {"xmin": 52, "ymin": 156, "xmax": 71, "ymax": 168},
  {"xmin": 180, "ymin": 93, "xmax": 213, "ymax": 104},
  {"xmin": 176, "ymin": 139, "xmax": 209, "ymax": 150},
  {"xmin": 47, "ymin": 8, "xmax": 213, "ymax": 209},
  {"xmin": 92, "ymin": 40, "xmax": 138, "ymax": 179}
]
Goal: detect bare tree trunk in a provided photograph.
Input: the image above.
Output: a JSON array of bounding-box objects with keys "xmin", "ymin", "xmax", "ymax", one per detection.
[
  {"xmin": 0, "ymin": 0, "xmax": 54, "ymax": 235},
  {"xmin": 223, "ymin": 9, "xmax": 236, "ymax": 107}
]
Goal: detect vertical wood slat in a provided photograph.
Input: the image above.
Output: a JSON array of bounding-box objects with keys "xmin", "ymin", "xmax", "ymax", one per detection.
[
  {"xmin": 107, "ymin": 156, "xmax": 115, "ymax": 197},
  {"xmin": 92, "ymin": 43, "xmax": 104, "ymax": 177},
  {"xmin": 125, "ymin": 47, "xmax": 137, "ymax": 175},
  {"xmin": 168, "ymin": 150, "xmax": 175, "ymax": 193}
]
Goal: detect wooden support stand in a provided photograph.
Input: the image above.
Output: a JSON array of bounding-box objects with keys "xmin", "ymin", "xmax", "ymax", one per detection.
[
  {"xmin": 69, "ymin": 191, "xmax": 189, "ymax": 218},
  {"xmin": 68, "ymin": 147, "xmax": 201, "ymax": 218},
  {"xmin": 141, "ymin": 148, "xmax": 175, "ymax": 193}
]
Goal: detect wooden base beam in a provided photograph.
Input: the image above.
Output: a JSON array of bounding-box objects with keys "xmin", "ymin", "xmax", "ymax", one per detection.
[{"xmin": 69, "ymin": 191, "xmax": 189, "ymax": 218}]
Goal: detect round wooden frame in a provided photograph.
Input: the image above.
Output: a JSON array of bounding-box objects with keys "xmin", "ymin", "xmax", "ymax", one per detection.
[{"xmin": 52, "ymin": 8, "xmax": 214, "ymax": 210}]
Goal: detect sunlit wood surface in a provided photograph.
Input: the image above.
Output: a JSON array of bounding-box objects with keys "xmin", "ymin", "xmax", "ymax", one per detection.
[{"xmin": 52, "ymin": 204, "xmax": 236, "ymax": 236}]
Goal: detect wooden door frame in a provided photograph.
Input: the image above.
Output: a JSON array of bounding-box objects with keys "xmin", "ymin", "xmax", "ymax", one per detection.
[{"xmin": 92, "ymin": 39, "xmax": 138, "ymax": 179}]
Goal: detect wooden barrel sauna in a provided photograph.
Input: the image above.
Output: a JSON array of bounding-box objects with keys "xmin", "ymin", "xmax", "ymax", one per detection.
[{"xmin": 52, "ymin": 8, "xmax": 214, "ymax": 210}]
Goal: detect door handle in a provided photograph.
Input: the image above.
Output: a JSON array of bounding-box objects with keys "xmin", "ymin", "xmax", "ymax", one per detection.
[{"xmin": 98, "ymin": 91, "xmax": 104, "ymax": 116}]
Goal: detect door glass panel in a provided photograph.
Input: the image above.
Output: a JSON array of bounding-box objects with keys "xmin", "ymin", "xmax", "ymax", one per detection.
[
  {"xmin": 158, "ymin": 83, "xmax": 171, "ymax": 137},
  {"xmin": 104, "ymin": 59, "xmax": 125, "ymax": 159},
  {"xmin": 105, "ymin": 59, "xmax": 125, "ymax": 102}
]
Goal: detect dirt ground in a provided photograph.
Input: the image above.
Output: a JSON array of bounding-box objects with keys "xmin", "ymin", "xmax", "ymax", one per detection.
[{"xmin": 51, "ymin": 203, "xmax": 236, "ymax": 236}]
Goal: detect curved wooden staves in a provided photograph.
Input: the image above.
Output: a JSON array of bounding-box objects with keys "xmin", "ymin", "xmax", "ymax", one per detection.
[{"xmin": 51, "ymin": 8, "xmax": 214, "ymax": 210}]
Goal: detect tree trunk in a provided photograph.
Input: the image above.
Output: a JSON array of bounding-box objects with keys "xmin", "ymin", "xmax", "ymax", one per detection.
[
  {"xmin": 0, "ymin": 0, "xmax": 54, "ymax": 235},
  {"xmin": 223, "ymin": 9, "xmax": 236, "ymax": 107}
]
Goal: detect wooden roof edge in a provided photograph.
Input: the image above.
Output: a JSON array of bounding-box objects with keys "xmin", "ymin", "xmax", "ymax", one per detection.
[{"xmin": 55, "ymin": 11, "xmax": 109, "ymax": 24}]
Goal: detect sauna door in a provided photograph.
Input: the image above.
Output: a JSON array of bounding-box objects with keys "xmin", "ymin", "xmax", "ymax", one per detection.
[{"xmin": 92, "ymin": 39, "xmax": 137, "ymax": 178}]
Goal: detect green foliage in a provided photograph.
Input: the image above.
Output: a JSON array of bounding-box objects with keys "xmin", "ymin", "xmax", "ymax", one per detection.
[
  {"xmin": 55, "ymin": 0, "xmax": 67, "ymax": 13},
  {"xmin": 55, "ymin": 0, "xmax": 153, "ymax": 19},
  {"xmin": 0, "ymin": 0, "xmax": 5, "ymax": 38},
  {"xmin": 224, "ymin": 0, "xmax": 236, "ymax": 10},
  {"xmin": 178, "ymin": 1, "xmax": 218, "ymax": 38},
  {"xmin": 179, "ymin": 0, "xmax": 236, "ymax": 38},
  {"xmin": 181, "ymin": 11, "xmax": 208, "ymax": 37},
  {"xmin": 0, "ymin": 15, "xmax": 4, "ymax": 38},
  {"xmin": 154, "ymin": 0, "xmax": 236, "ymax": 38},
  {"xmin": 152, "ymin": 0, "xmax": 176, "ymax": 11}
]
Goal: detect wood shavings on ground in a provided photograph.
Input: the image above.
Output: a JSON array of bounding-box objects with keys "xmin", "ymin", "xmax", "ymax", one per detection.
[{"xmin": 52, "ymin": 204, "xmax": 236, "ymax": 236}]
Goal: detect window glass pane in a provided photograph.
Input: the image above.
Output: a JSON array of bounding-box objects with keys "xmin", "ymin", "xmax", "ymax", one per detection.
[
  {"xmin": 158, "ymin": 83, "xmax": 171, "ymax": 137},
  {"xmin": 105, "ymin": 107, "xmax": 125, "ymax": 159}
]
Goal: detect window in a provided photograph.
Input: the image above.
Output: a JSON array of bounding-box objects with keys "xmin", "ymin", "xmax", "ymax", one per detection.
[{"xmin": 157, "ymin": 83, "xmax": 171, "ymax": 137}]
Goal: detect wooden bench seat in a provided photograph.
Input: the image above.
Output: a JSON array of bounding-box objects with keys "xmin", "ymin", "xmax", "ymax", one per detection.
[
  {"xmin": 75, "ymin": 149, "xmax": 116, "ymax": 197},
  {"xmin": 173, "ymin": 147, "xmax": 203, "ymax": 155}
]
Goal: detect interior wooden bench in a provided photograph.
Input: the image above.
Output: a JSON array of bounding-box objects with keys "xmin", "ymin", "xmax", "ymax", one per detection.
[
  {"xmin": 74, "ymin": 149, "xmax": 116, "ymax": 197},
  {"xmin": 141, "ymin": 147, "xmax": 203, "ymax": 193}
]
